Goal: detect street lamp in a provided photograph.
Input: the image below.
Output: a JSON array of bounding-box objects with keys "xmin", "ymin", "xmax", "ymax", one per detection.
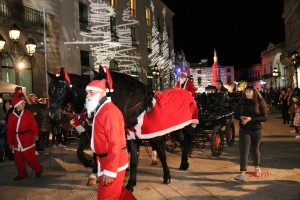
[
  {"xmin": 0, "ymin": 23, "xmax": 37, "ymax": 90},
  {"xmin": 9, "ymin": 23, "xmax": 21, "ymax": 43},
  {"xmin": 152, "ymin": 64, "xmax": 160, "ymax": 91},
  {"xmin": 291, "ymin": 50, "xmax": 300, "ymax": 88},
  {"xmin": 273, "ymin": 66, "xmax": 279, "ymax": 90},
  {"xmin": 0, "ymin": 34, "xmax": 5, "ymax": 51}
]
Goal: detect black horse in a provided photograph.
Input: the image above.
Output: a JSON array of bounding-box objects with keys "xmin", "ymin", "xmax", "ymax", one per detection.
[
  {"xmin": 48, "ymin": 67, "xmax": 191, "ymax": 191},
  {"xmin": 47, "ymin": 70, "xmax": 97, "ymax": 169}
]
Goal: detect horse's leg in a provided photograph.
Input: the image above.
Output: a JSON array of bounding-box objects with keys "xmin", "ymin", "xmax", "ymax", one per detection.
[
  {"xmin": 177, "ymin": 128, "xmax": 190, "ymax": 171},
  {"xmin": 151, "ymin": 145, "xmax": 158, "ymax": 166},
  {"xmin": 77, "ymin": 132, "xmax": 92, "ymax": 167},
  {"xmin": 125, "ymin": 139, "xmax": 139, "ymax": 192},
  {"xmin": 150, "ymin": 136, "xmax": 171, "ymax": 184},
  {"xmin": 87, "ymin": 153, "xmax": 97, "ymax": 186}
]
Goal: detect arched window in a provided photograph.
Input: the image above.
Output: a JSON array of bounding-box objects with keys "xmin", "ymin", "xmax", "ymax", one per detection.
[{"xmin": 1, "ymin": 53, "xmax": 32, "ymax": 94}]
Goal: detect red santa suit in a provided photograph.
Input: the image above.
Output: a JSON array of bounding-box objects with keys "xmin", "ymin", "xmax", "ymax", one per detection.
[
  {"xmin": 87, "ymin": 80, "xmax": 128, "ymax": 200},
  {"xmin": 175, "ymin": 79, "xmax": 196, "ymax": 97},
  {"xmin": 7, "ymin": 98, "xmax": 43, "ymax": 178},
  {"xmin": 175, "ymin": 70, "xmax": 196, "ymax": 97}
]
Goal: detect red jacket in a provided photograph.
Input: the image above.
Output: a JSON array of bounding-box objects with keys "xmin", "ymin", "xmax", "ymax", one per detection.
[
  {"xmin": 91, "ymin": 99, "xmax": 128, "ymax": 178},
  {"xmin": 7, "ymin": 109, "xmax": 39, "ymax": 152},
  {"xmin": 175, "ymin": 79, "xmax": 196, "ymax": 97}
]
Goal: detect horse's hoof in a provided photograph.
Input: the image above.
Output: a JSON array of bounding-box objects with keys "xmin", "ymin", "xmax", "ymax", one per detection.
[
  {"xmin": 163, "ymin": 177, "xmax": 171, "ymax": 184},
  {"xmin": 86, "ymin": 177, "xmax": 97, "ymax": 186},
  {"xmin": 151, "ymin": 160, "xmax": 158, "ymax": 166},
  {"xmin": 179, "ymin": 162, "xmax": 189, "ymax": 171},
  {"xmin": 125, "ymin": 184, "xmax": 134, "ymax": 192}
]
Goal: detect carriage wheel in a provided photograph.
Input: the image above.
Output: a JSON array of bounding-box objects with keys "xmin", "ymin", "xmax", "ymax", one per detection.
[
  {"xmin": 226, "ymin": 120, "xmax": 235, "ymax": 146},
  {"xmin": 164, "ymin": 134, "xmax": 178, "ymax": 153},
  {"xmin": 210, "ymin": 126, "xmax": 224, "ymax": 157},
  {"xmin": 192, "ymin": 126, "xmax": 206, "ymax": 149}
]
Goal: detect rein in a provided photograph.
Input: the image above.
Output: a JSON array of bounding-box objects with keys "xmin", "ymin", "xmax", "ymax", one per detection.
[{"xmin": 126, "ymin": 101, "xmax": 143, "ymax": 112}]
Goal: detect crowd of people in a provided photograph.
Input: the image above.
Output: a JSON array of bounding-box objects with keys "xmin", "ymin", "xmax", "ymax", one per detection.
[
  {"xmin": 278, "ymin": 87, "xmax": 300, "ymax": 138},
  {"xmin": 1, "ymin": 69, "xmax": 294, "ymax": 199},
  {"xmin": 0, "ymin": 87, "xmax": 74, "ymax": 165}
]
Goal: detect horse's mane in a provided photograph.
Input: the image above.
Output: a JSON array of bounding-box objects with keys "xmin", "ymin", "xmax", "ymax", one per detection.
[{"xmin": 94, "ymin": 68, "xmax": 155, "ymax": 127}]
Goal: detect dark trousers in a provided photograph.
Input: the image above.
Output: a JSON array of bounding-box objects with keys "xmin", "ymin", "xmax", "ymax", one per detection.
[
  {"xmin": 239, "ymin": 128, "xmax": 263, "ymax": 171},
  {"xmin": 60, "ymin": 128, "xmax": 69, "ymax": 144},
  {"xmin": 281, "ymin": 105, "xmax": 289, "ymax": 123}
]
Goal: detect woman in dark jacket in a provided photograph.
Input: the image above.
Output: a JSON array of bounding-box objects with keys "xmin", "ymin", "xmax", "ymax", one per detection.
[{"xmin": 234, "ymin": 85, "xmax": 268, "ymax": 182}]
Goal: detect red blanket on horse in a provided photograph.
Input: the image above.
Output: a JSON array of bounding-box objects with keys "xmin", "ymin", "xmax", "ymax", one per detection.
[{"xmin": 131, "ymin": 88, "xmax": 199, "ymax": 139}]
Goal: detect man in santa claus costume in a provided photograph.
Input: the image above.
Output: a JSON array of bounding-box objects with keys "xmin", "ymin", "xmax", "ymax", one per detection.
[
  {"xmin": 175, "ymin": 69, "xmax": 196, "ymax": 97},
  {"xmin": 7, "ymin": 97, "xmax": 43, "ymax": 181},
  {"xmin": 174, "ymin": 69, "xmax": 197, "ymax": 161},
  {"xmin": 85, "ymin": 79, "xmax": 128, "ymax": 200}
]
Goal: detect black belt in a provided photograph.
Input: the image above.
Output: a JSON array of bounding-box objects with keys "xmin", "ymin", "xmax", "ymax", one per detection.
[
  {"xmin": 97, "ymin": 146, "xmax": 127, "ymax": 158},
  {"xmin": 16, "ymin": 130, "xmax": 30, "ymax": 134}
]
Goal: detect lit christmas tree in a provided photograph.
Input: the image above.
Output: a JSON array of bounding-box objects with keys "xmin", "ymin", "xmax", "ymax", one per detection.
[
  {"xmin": 161, "ymin": 7, "xmax": 175, "ymax": 89},
  {"xmin": 114, "ymin": 2, "xmax": 141, "ymax": 74},
  {"xmin": 148, "ymin": 0, "xmax": 164, "ymax": 89},
  {"xmin": 65, "ymin": 0, "xmax": 141, "ymax": 74},
  {"xmin": 84, "ymin": 0, "xmax": 120, "ymax": 68},
  {"xmin": 148, "ymin": 0, "xmax": 162, "ymax": 68}
]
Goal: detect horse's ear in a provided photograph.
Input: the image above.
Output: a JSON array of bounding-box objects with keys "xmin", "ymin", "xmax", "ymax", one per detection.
[
  {"xmin": 92, "ymin": 68, "xmax": 99, "ymax": 76},
  {"xmin": 47, "ymin": 71, "xmax": 55, "ymax": 79}
]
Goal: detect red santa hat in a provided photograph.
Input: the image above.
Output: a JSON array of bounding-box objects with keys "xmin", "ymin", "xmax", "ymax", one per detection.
[
  {"xmin": 102, "ymin": 66, "xmax": 114, "ymax": 92},
  {"xmin": 180, "ymin": 69, "xmax": 189, "ymax": 77},
  {"xmin": 85, "ymin": 80, "xmax": 107, "ymax": 93},
  {"xmin": 56, "ymin": 68, "xmax": 72, "ymax": 86},
  {"xmin": 12, "ymin": 97, "xmax": 25, "ymax": 108}
]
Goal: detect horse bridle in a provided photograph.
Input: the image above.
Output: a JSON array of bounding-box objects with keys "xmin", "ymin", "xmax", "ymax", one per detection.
[{"xmin": 126, "ymin": 101, "xmax": 143, "ymax": 112}]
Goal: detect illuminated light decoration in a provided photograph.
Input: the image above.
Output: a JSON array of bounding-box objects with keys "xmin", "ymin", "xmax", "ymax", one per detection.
[
  {"xmin": 113, "ymin": 2, "xmax": 141, "ymax": 74},
  {"xmin": 160, "ymin": 7, "xmax": 175, "ymax": 89},
  {"xmin": 148, "ymin": 0, "xmax": 164, "ymax": 89},
  {"xmin": 211, "ymin": 48, "xmax": 221, "ymax": 86},
  {"xmin": 148, "ymin": 0, "xmax": 162, "ymax": 69},
  {"xmin": 64, "ymin": 0, "xmax": 141, "ymax": 74},
  {"xmin": 64, "ymin": 0, "xmax": 120, "ymax": 67}
]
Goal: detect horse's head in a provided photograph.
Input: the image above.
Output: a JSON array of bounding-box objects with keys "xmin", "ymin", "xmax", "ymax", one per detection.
[
  {"xmin": 93, "ymin": 67, "xmax": 155, "ymax": 127},
  {"xmin": 48, "ymin": 68, "xmax": 74, "ymax": 120}
]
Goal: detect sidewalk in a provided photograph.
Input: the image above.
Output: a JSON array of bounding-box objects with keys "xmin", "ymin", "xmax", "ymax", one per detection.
[{"xmin": 0, "ymin": 106, "xmax": 300, "ymax": 200}]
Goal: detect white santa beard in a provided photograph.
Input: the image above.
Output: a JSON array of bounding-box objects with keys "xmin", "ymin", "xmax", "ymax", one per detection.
[
  {"xmin": 179, "ymin": 78, "xmax": 187, "ymax": 85},
  {"xmin": 85, "ymin": 93, "xmax": 101, "ymax": 118}
]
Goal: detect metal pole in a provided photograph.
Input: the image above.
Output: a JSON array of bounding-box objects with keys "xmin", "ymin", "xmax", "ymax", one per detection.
[
  {"xmin": 296, "ymin": 67, "xmax": 298, "ymax": 88},
  {"xmin": 43, "ymin": 8, "xmax": 49, "ymax": 98}
]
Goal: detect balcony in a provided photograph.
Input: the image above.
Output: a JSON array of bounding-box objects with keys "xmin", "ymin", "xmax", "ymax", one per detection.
[{"xmin": 0, "ymin": 0, "xmax": 46, "ymax": 30}]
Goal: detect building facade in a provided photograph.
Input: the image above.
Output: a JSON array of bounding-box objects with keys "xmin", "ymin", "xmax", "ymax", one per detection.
[
  {"xmin": 260, "ymin": 42, "xmax": 286, "ymax": 91},
  {"xmin": 0, "ymin": 0, "xmax": 175, "ymax": 97},
  {"xmin": 281, "ymin": 0, "xmax": 300, "ymax": 88}
]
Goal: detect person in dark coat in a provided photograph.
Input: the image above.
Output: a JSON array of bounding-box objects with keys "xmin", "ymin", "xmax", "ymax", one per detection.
[
  {"xmin": 26, "ymin": 94, "xmax": 44, "ymax": 151},
  {"xmin": 234, "ymin": 85, "xmax": 268, "ymax": 182}
]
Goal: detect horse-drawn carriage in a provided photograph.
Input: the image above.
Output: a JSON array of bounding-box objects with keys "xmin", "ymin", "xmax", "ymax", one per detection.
[{"xmin": 164, "ymin": 91, "xmax": 235, "ymax": 157}]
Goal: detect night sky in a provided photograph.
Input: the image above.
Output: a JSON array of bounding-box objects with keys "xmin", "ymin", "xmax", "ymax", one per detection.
[{"xmin": 161, "ymin": 0, "xmax": 285, "ymax": 68}]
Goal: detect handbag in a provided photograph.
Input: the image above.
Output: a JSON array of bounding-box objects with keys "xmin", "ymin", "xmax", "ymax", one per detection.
[{"xmin": 119, "ymin": 186, "xmax": 137, "ymax": 200}]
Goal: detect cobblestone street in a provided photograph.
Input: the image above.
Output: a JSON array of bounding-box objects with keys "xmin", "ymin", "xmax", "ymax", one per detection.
[{"xmin": 0, "ymin": 106, "xmax": 300, "ymax": 200}]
